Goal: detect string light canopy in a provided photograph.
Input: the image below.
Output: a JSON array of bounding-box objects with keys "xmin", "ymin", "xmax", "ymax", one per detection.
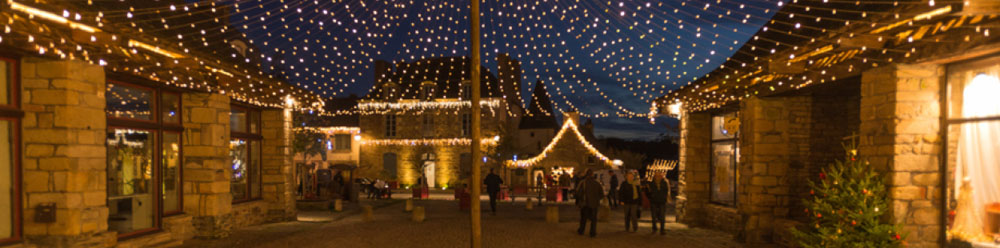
[
  {"xmin": 0, "ymin": 0, "xmax": 324, "ymax": 109},
  {"xmin": 651, "ymin": 0, "xmax": 999, "ymax": 116},
  {"xmin": 506, "ymin": 113, "xmax": 613, "ymax": 168},
  {"xmin": 361, "ymin": 136, "xmax": 500, "ymax": 147},
  {"xmin": 32, "ymin": 0, "xmax": 790, "ymax": 119}
]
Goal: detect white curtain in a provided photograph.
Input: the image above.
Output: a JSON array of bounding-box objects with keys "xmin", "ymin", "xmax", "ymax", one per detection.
[{"xmin": 953, "ymin": 74, "xmax": 1000, "ymax": 238}]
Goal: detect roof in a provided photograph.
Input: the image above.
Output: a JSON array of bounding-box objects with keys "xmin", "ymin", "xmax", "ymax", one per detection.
[
  {"xmin": 365, "ymin": 56, "xmax": 503, "ymax": 100},
  {"xmin": 653, "ymin": 1, "xmax": 1000, "ymax": 113},
  {"xmin": 519, "ymin": 80, "xmax": 559, "ymax": 130}
]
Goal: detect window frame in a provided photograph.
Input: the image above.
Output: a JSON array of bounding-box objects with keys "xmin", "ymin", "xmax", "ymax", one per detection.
[
  {"xmin": 0, "ymin": 55, "xmax": 22, "ymax": 246},
  {"xmin": 333, "ymin": 134, "xmax": 351, "ymax": 152},
  {"xmin": 461, "ymin": 113, "xmax": 471, "ymax": 137},
  {"xmin": 385, "ymin": 115, "xmax": 397, "ymax": 137},
  {"xmin": 105, "ymin": 77, "xmax": 185, "ymax": 239},
  {"xmin": 708, "ymin": 110, "xmax": 739, "ymax": 207},
  {"xmin": 941, "ymin": 55, "xmax": 1000, "ymax": 242},
  {"xmin": 229, "ymin": 103, "xmax": 263, "ymax": 204}
]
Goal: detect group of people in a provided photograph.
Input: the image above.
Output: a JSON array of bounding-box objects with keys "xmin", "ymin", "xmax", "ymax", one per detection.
[
  {"xmin": 366, "ymin": 178, "xmax": 390, "ymax": 199},
  {"xmin": 574, "ymin": 169, "xmax": 672, "ymax": 237}
]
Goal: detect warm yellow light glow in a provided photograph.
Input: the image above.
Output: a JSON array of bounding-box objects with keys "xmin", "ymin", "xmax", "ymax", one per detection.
[
  {"xmin": 358, "ymin": 99, "xmax": 502, "ymax": 112},
  {"xmin": 9, "ymin": 1, "xmax": 100, "ymax": 33},
  {"xmin": 293, "ymin": 126, "xmax": 360, "ymax": 134},
  {"xmin": 667, "ymin": 101, "xmax": 683, "ymax": 118},
  {"xmin": 205, "ymin": 66, "xmax": 235, "ymax": 77},
  {"xmin": 963, "ymin": 74, "xmax": 1000, "ymax": 118},
  {"xmin": 506, "ymin": 117, "xmax": 612, "ymax": 168},
  {"xmin": 128, "ymin": 39, "xmax": 185, "ymax": 58},
  {"xmin": 361, "ymin": 138, "xmax": 498, "ymax": 147},
  {"xmin": 354, "ymin": 135, "xmax": 362, "ymax": 141}
]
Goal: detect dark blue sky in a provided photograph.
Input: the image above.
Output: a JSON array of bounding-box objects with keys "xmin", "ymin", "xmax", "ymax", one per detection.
[{"xmin": 231, "ymin": 0, "xmax": 780, "ymax": 140}]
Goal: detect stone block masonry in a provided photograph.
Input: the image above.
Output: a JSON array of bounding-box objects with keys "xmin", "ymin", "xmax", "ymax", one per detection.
[
  {"xmin": 182, "ymin": 92, "xmax": 234, "ymax": 239},
  {"xmin": 859, "ymin": 64, "xmax": 944, "ymax": 248},
  {"xmin": 676, "ymin": 112, "xmax": 711, "ymax": 227},
  {"xmin": 260, "ymin": 109, "xmax": 296, "ymax": 222},
  {"xmin": 19, "ymin": 57, "xmax": 117, "ymax": 247}
]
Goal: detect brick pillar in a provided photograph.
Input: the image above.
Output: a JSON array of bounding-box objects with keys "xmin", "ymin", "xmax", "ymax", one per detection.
[
  {"xmin": 20, "ymin": 58, "xmax": 116, "ymax": 246},
  {"xmin": 736, "ymin": 96, "xmax": 811, "ymax": 244},
  {"xmin": 677, "ymin": 111, "xmax": 710, "ymax": 226},
  {"xmin": 261, "ymin": 108, "xmax": 295, "ymax": 222},
  {"xmin": 859, "ymin": 64, "xmax": 943, "ymax": 248},
  {"xmin": 181, "ymin": 93, "xmax": 233, "ymax": 238}
]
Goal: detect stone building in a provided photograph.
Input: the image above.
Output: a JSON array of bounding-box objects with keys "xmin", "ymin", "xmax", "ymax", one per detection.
[
  {"xmin": 0, "ymin": 1, "xmax": 319, "ymax": 247},
  {"xmin": 355, "ymin": 56, "xmax": 516, "ymax": 189},
  {"xmin": 651, "ymin": 1, "xmax": 1000, "ymax": 248}
]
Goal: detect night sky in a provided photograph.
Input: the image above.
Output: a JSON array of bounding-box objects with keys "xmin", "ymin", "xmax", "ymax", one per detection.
[{"xmin": 230, "ymin": 0, "xmax": 780, "ymax": 140}]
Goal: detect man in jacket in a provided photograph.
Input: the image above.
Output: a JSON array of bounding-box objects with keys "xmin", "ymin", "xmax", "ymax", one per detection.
[
  {"xmin": 575, "ymin": 169, "xmax": 605, "ymax": 237},
  {"xmin": 618, "ymin": 171, "xmax": 642, "ymax": 232},
  {"xmin": 484, "ymin": 169, "xmax": 504, "ymax": 215},
  {"xmin": 645, "ymin": 172, "xmax": 671, "ymax": 235}
]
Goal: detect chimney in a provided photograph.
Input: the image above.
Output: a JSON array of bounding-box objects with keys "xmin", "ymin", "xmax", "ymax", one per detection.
[{"xmin": 374, "ymin": 60, "xmax": 391, "ymax": 85}]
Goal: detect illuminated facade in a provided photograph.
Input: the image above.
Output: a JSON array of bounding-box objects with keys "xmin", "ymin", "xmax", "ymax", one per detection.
[
  {"xmin": 652, "ymin": 2, "xmax": 1000, "ymax": 247},
  {"xmin": 356, "ymin": 56, "xmax": 516, "ymax": 188}
]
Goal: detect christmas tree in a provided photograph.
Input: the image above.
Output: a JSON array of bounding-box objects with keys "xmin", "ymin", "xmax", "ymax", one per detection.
[{"xmin": 791, "ymin": 137, "xmax": 905, "ymax": 248}]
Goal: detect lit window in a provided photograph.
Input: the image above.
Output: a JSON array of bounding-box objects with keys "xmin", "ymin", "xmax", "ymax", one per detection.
[
  {"xmin": 710, "ymin": 111, "xmax": 739, "ymax": 207},
  {"xmin": 0, "ymin": 57, "xmax": 20, "ymax": 243},
  {"xmin": 946, "ymin": 58, "xmax": 1000, "ymax": 242},
  {"xmin": 230, "ymin": 105, "xmax": 262, "ymax": 203},
  {"xmin": 105, "ymin": 80, "xmax": 184, "ymax": 237}
]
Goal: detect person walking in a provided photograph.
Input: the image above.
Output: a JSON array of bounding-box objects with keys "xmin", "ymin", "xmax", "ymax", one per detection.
[
  {"xmin": 575, "ymin": 169, "xmax": 604, "ymax": 237},
  {"xmin": 484, "ymin": 169, "xmax": 504, "ymax": 215},
  {"xmin": 645, "ymin": 172, "xmax": 671, "ymax": 235},
  {"xmin": 618, "ymin": 172, "xmax": 642, "ymax": 232},
  {"xmin": 607, "ymin": 170, "xmax": 619, "ymax": 209}
]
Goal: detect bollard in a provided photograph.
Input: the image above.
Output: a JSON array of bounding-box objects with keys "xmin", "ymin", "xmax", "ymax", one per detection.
[
  {"xmin": 598, "ymin": 205, "xmax": 610, "ymax": 222},
  {"xmin": 405, "ymin": 199, "xmax": 414, "ymax": 212},
  {"xmin": 412, "ymin": 206, "xmax": 425, "ymax": 222},
  {"xmin": 362, "ymin": 205, "xmax": 374, "ymax": 221},
  {"xmin": 333, "ymin": 199, "xmax": 343, "ymax": 212},
  {"xmin": 546, "ymin": 205, "xmax": 559, "ymax": 223},
  {"xmin": 525, "ymin": 198, "xmax": 534, "ymax": 211}
]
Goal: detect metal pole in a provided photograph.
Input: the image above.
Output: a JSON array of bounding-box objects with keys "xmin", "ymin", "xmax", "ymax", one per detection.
[{"xmin": 468, "ymin": 0, "xmax": 483, "ymax": 247}]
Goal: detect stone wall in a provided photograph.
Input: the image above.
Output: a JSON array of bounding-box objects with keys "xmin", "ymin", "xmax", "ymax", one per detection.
[
  {"xmin": 859, "ymin": 64, "xmax": 943, "ymax": 248},
  {"xmin": 181, "ymin": 93, "xmax": 233, "ymax": 239},
  {"xmin": 19, "ymin": 58, "xmax": 116, "ymax": 247},
  {"xmin": 737, "ymin": 96, "xmax": 811, "ymax": 244},
  {"xmin": 229, "ymin": 201, "xmax": 268, "ymax": 229},
  {"xmin": 676, "ymin": 111, "xmax": 711, "ymax": 226},
  {"xmin": 260, "ymin": 109, "xmax": 295, "ymax": 222}
]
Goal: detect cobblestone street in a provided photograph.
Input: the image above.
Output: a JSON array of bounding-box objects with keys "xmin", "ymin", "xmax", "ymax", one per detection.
[{"xmin": 181, "ymin": 196, "xmax": 744, "ymax": 248}]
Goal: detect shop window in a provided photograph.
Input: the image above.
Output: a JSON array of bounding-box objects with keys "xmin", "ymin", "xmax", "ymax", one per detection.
[
  {"xmin": 946, "ymin": 57, "xmax": 1000, "ymax": 243},
  {"xmin": 0, "ymin": 57, "xmax": 20, "ymax": 244},
  {"xmin": 230, "ymin": 105, "xmax": 262, "ymax": 203},
  {"xmin": 710, "ymin": 111, "xmax": 739, "ymax": 206},
  {"xmin": 334, "ymin": 134, "xmax": 351, "ymax": 151},
  {"xmin": 106, "ymin": 81, "xmax": 183, "ymax": 237},
  {"xmin": 385, "ymin": 115, "xmax": 397, "ymax": 137}
]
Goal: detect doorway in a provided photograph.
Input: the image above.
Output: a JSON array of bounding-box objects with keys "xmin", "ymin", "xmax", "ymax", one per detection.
[{"xmin": 420, "ymin": 153, "xmax": 436, "ymax": 188}]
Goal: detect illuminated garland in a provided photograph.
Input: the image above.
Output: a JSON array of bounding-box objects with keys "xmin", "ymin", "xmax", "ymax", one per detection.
[
  {"xmin": 293, "ymin": 126, "xmax": 360, "ymax": 134},
  {"xmin": 358, "ymin": 99, "xmax": 502, "ymax": 112},
  {"xmin": 506, "ymin": 115, "xmax": 612, "ymax": 168},
  {"xmin": 361, "ymin": 136, "xmax": 499, "ymax": 147}
]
